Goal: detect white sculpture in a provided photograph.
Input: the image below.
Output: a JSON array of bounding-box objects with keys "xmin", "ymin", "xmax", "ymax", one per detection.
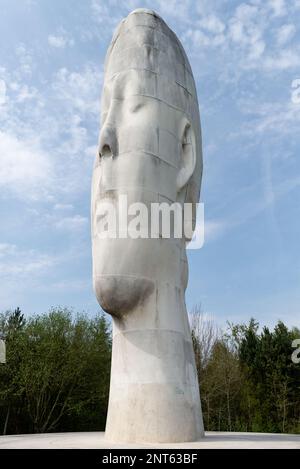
[
  {"xmin": 0, "ymin": 339, "xmax": 6, "ymax": 364},
  {"xmin": 91, "ymin": 8, "xmax": 204, "ymax": 443}
]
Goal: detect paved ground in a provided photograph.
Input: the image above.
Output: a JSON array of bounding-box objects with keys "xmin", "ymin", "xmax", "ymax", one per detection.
[{"xmin": 0, "ymin": 432, "xmax": 299, "ymax": 449}]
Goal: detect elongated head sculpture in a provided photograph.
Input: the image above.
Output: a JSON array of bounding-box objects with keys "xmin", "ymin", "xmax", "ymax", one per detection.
[{"xmin": 92, "ymin": 8, "xmax": 204, "ymax": 443}]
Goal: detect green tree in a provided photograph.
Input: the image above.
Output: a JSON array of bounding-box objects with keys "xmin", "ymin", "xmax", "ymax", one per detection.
[
  {"xmin": 0, "ymin": 308, "xmax": 27, "ymax": 434},
  {"xmin": 191, "ymin": 309, "xmax": 300, "ymax": 433},
  {"xmin": 239, "ymin": 320, "xmax": 300, "ymax": 433},
  {"xmin": 0, "ymin": 308, "xmax": 111, "ymax": 434}
]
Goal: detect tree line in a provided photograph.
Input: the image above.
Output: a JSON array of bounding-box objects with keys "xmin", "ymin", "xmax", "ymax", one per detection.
[
  {"xmin": 0, "ymin": 307, "xmax": 111, "ymax": 434},
  {"xmin": 0, "ymin": 306, "xmax": 299, "ymax": 435},
  {"xmin": 191, "ymin": 306, "xmax": 300, "ymax": 433}
]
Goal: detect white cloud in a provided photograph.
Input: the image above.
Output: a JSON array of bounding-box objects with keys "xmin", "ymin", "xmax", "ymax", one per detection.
[
  {"xmin": 1, "ymin": 257, "xmax": 54, "ymax": 275},
  {"xmin": 53, "ymin": 203, "xmax": 74, "ymax": 211},
  {"xmin": 0, "ymin": 243, "xmax": 16, "ymax": 258},
  {"xmin": 48, "ymin": 35, "xmax": 67, "ymax": 48},
  {"xmin": 248, "ymin": 39, "xmax": 266, "ymax": 60},
  {"xmin": 0, "ymin": 243, "xmax": 56, "ymax": 276},
  {"xmin": 45, "ymin": 279, "xmax": 90, "ymax": 291},
  {"xmin": 48, "ymin": 32, "xmax": 74, "ymax": 48},
  {"xmin": 86, "ymin": 0, "xmax": 122, "ymax": 41},
  {"xmin": 204, "ymin": 220, "xmax": 228, "ymax": 242},
  {"xmin": 155, "ymin": 0, "xmax": 192, "ymax": 21},
  {"xmin": 235, "ymin": 96, "xmax": 300, "ymax": 138},
  {"xmin": 185, "ymin": 12, "xmax": 226, "ymax": 48},
  {"xmin": 185, "ymin": 27, "xmax": 225, "ymax": 47},
  {"xmin": 0, "ymin": 131, "xmax": 53, "ymax": 200},
  {"xmin": 15, "ymin": 84, "xmax": 38, "ymax": 102},
  {"xmin": 15, "ymin": 43, "xmax": 33, "ymax": 76},
  {"xmin": 0, "ymin": 79, "xmax": 7, "ymax": 105},
  {"xmin": 199, "ymin": 14, "xmax": 225, "ymax": 34},
  {"xmin": 228, "ymin": 18, "xmax": 244, "ymax": 43},
  {"xmin": 183, "ymin": 1, "xmax": 300, "ymax": 73},
  {"xmin": 268, "ymin": 0, "xmax": 287, "ymax": 17},
  {"xmin": 235, "ymin": 3, "xmax": 259, "ymax": 22},
  {"xmin": 254, "ymin": 103, "xmax": 300, "ymax": 134},
  {"xmin": 52, "ymin": 65, "xmax": 101, "ymax": 116},
  {"xmin": 0, "ymin": 59, "xmax": 102, "ymax": 205},
  {"xmin": 263, "ymin": 49, "xmax": 300, "ymax": 70},
  {"xmin": 184, "ymin": 1, "xmax": 269, "ymax": 69},
  {"xmin": 276, "ymin": 24, "xmax": 296, "ymax": 45},
  {"xmin": 54, "ymin": 214, "xmax": 88, "ymax": 231},
  {"xmin": 227, "ymin": 3, "xmax": 266, "ymax": 64}
]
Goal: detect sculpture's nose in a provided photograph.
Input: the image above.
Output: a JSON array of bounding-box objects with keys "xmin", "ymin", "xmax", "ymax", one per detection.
[{"xmin": 99, "ymin": 125, "xmax": 118, "ymax": 158}]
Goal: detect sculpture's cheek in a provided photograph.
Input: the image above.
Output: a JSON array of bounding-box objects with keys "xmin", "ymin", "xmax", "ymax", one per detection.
[{"xmin": 94, "ymin": 275, "xmax": 155, "ymax": 318}]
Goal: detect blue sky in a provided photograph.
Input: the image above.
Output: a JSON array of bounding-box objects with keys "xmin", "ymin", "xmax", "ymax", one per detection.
[{"xmin": 0, "ymin": 0, "xmax": 299, "ymax": 329}]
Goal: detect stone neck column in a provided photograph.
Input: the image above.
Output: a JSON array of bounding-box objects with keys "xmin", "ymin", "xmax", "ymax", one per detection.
[{"xmin": 105, "ymin": 245, "xmax": 204, "ymax": 444}]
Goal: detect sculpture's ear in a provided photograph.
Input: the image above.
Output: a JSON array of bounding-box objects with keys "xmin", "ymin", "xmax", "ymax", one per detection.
[{"xmin": 176, "ymin": 122, "xmax": 196, "ymax": 193}]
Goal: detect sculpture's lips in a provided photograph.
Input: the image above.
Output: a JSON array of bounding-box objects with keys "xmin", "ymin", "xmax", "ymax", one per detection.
[{"xmin": 94, "ymin": 274, "xmax": 155, "ymax": 318}]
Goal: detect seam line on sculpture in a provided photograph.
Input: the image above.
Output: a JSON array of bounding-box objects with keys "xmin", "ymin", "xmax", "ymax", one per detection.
[
  {"xmin": 108, "ymin": 94, "xmax": 194, "ymax": 114},
  {"xmin": 97, "ymin": 187, "xmax": 176, "ymax": 203},
  {"xmin": 102, "ymin": 116, "xmax": 182, "ymax": 143},
  {"xmin": 97, "ymin": 131, "xmax": 181, "ymax": 165},
  {"xmin": 117, "ymin": 149, "xmax": 178, "ymax": 169},
  {"xmin": 112, "ymin": 25, "xmax": 190, "ymax": 70},
  {"xmin": 105, "ymin": 66, "xmax": 192, "ymax": 92},
  {"xmin": 108, "ymin": 43, "xmax": 189, "ymax": 73},
  {"xmin": 124, "ymin": 24, "xmax": 189, "ymax": 62},
  {"xmin": 105, "ymin": 68, "xmax": 194, "ymax": 97},
  {"xmin": 97, "ymin": 188, "xmax": 169, "ymax": 200},
  {"xmin": 97, "ymin": 187, "xmax": 176, "ymax": 201},
  {"xmin": 102, "ymin": 89, "xmax": 196, "ymax": 122},
  {"xmin": 113, "ymin": 328, "xmax": 189, "ymax": 335},
  {"xmin": 122, "ymin": 150, "xmax": 178, "ymax": 169},
  {"xmin": 94, "ymin": 273, "xmax": 156, "ymax": 282},
  {"xmin": 98, "ymin": 147, "xmax": 179, "ymax": 170}
]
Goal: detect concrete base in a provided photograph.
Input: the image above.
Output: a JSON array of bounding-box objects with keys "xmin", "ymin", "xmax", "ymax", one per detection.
[{"xmin": 0, "ymin": 432, "xmax": 299, "ymax": 449}]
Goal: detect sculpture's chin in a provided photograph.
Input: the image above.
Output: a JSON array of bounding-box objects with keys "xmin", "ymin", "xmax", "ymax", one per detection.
[{"xmin": 94, "ymin": 274, "xmax": 155, "ymax": 318}]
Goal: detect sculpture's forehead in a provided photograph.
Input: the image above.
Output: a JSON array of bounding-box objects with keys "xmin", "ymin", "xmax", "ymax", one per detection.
[
  {"xmin": 104, "ymin": 16, "xmax": 196, "ymax": 100},
  {"xmin": 103, "ymin": 39, "xmax": 197, "ymax": 121},
  {"xmin": 109, "ymin": 21, "xmax": 188, "ymax": 71}
]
